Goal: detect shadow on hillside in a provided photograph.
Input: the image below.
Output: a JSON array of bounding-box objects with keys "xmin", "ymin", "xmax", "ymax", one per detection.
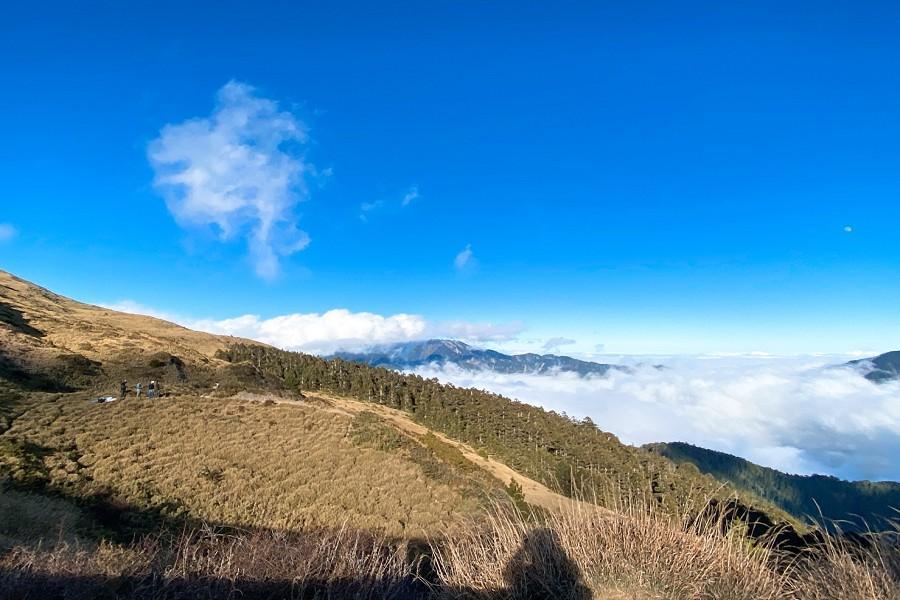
[
  {"xmin": 0, "ymin": 352, "xmax": 77, "ymax": 393},
  {"xmin": 0, "ymin": 572, "xmax": 430, "ymax": 600},
  {"xmin": 0, "ymin": 466, "xmax": 208, "ymax": 546},
  {"xmin": 0, "ymin": 524, "xmax": 594, "ymax": 600},
  {"xmin": 0, "ymin": 301, "xmax": 44, "ymax": 338},
  {"xmin": 0, "ymin": 558, "xmax": 593, "ymax": 600}
]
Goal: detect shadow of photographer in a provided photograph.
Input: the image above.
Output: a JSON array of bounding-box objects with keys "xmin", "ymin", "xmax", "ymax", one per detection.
[{"xmin": 500, "ymin": 527, "xmax": 593, "ymax": 600}]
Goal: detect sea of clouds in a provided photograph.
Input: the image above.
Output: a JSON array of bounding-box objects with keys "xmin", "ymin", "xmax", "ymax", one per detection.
[{"xmin": 409, "ymin": 356, "xmax": 900, "ymax": 482}]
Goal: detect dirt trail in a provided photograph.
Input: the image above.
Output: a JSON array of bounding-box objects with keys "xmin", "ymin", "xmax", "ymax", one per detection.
[{"xmin": 240, "ymin": 390, "xmax": 596, "ymax": 514}]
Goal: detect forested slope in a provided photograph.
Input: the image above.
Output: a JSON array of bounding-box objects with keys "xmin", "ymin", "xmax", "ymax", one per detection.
[
  {"xmin": 217, "ymin": 344, "xmax": 790, "ymax": 520},
  {"xmin": 647, "ymin": 442, "xmax": 900, "ymax": 528}
]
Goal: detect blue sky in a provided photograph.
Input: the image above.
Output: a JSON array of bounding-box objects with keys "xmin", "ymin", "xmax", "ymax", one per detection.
[{"xmin": 2, "ymin": 0, "xmax": 900, "ymax": 355}]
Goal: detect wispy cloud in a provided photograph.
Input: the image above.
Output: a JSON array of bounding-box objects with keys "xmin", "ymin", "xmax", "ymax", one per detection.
[
  {"xmin": 358, "ymin": 200, "xmax": 383, "ymax": 221},
  {"xmin": 542, "ymin": 337, "xmax": 576, "ymax": 352},
  {"xmin": 148, "ymin": 81, "xmax": 315, "ymax": 280},
  {"xmin": 401, "ymin": 186, "xmax": 419, "ymax": 206},
  {"xmin": 454, "ymin": 244, "xmax": 475, "ymax": 271},
  {"xmin": 0, "ymin": 223, "xmax": 18, "ymax": 243},
  {"xmin": 437, "ymin": 320, "xmax": 525, "ymax": 343},
  {"xmin": 411, "ymin": 357, "xmax": 900, "ymax": 482},
  {"xmin": 359, "ymin": 186, "xmax": 419, "ymax": 222}
]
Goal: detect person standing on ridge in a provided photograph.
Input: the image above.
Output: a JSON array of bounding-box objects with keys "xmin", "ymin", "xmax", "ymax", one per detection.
[
  {"xmin": 148, "ymin": 380, "xmax": 155, "ymax": 399},
  {"xmin": 120, "ymin": 379, "xmax": 127, "ymax": 400},
  {"xmin": 135, "ymin": 382, "xmax": 143, "ymax": 398}
]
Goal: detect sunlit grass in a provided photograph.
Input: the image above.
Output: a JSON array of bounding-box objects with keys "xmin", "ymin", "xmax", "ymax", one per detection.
[{"xmin": 0, "ymin": 395, "xmax": 485, "ymax": 538}]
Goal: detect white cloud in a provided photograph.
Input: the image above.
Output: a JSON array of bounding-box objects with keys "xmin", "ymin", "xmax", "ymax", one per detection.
[
  {"xmin": 401, "ymin": 186, "xmax": 419, "ymax": 206},
  {"xmin": 191, "ymin": 311, "xmax": 524, "ymax": 354},
  {"xmin": 454, "ymin": 244, "xmax": 475, "ymax": 271},
  {"xmin": 193, "ymin": 309, "xmax": 427, "ymax": 354},
  {"xmin": 543, "ymin": 337, "xmax": 577, "ymax": 352},
  {"xmin": 437, "ymin": 320, "xmax": 525, "ymax": 343},
  {"xmin": 148, "ymin": 81, "xmax": 314, "ymax": 280},
  {"xmin": 844, "ymin": 225, "xmax": 854, "ymax": 233},
  {"xmin": 100, "ymin": 300, "xmax": 522, "ymax": 355},
  {"xmin": 409, "ymin": 357, "xmax": 900, "ymax": 482},
  {"xmin": 0, "ymin": 223, "xmax": 17, "ymax": 242}
]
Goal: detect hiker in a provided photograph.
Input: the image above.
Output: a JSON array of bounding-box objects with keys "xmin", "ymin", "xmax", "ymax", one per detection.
[
  {"xmin": 148, "ymin": 380, "xmax": 155, "ymax": 399},
  {"xmin": 135, "ymin": 382, "xmax": 143, "ymax": 398},
  {"xmin": 119, "ymin": 379, "xmax": 127, "ymax": 400}
]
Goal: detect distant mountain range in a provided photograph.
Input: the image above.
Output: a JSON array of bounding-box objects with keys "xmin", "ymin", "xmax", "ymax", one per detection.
[
  {"xmin": 646, "ymin": 442, "xmax": 900, "ymax": 529},
  {"xmin": 846, "ymin": 350, "xmax": 900, "ymax": 382},
  {"xmin": 332, "ymin": 339, "xmax": 628, "ymax": 376}
]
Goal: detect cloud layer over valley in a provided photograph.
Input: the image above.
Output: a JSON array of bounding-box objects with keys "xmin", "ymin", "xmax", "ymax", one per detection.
[{"xmin": 410, "ymin": 357, "xmax": 900, "ymax": 482}]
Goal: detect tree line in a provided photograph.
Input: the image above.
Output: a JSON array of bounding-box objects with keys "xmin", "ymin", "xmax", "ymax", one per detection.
[{"xmin": 216, "ymin": 344, "xmax": 754, "ymax": 516}]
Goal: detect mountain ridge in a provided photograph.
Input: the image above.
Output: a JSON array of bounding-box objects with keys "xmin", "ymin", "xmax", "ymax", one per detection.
[
  {"xmin": 846, "ymin": 351, "xmax": 900, "ymax": 382},
  {"xmin": 332, "ymin": 339, "xmax": 629, "ymax": 376}
]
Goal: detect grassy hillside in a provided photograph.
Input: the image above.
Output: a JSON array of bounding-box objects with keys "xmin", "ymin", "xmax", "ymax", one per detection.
[
  {"xmin": 1, "ymin": 268, "xmax": 789, "ymax": 523},
  {"xmin": 0, "ymin": 394, "xmax": 497, "ymax": 541},
  {"xmin": 2, "ymin": 269, "xmax": 899, "ymax": 598},
  {"xmin": 646, "ymin": 442, "xmax": 900, "ymax": 528}
]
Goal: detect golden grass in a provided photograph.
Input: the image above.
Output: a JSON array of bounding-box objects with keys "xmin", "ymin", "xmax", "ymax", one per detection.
[
  {"xmin": 1, "ymin": 391, "xmax": 897, "ymax": 598},
  {"xmin": 322, "ymin": 393, "xmax": 588, "ymax": 513},
  {"xmin": 2, "ymin": 499, "xmax": 897, "ymax": 599},
  {"xmin": 433, "ymin": 500, "xmax": 788, "ymax": 599},
  {"xmin": 0, "ymin": 269, "xmax": 234, "ymax": 364},
  {"xmin": 1, "ymin": 526, "xmax": 416, "ymax": 599},
  {"xmin": 0, "ymin": 395, "xmax": 487, "ymax": 538},
  {"xmin": 787, "ymin": 521, "xmax": 900, "ymax": 600},
  {"xmin": 431, "ymin": 500, "xmax": 900, "ymax": 599}
]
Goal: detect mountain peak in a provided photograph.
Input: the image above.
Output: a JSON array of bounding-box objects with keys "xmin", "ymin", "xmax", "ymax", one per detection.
[{"xmin": 333, "ymin": 339, "xmax": 626, "ymax": 376}]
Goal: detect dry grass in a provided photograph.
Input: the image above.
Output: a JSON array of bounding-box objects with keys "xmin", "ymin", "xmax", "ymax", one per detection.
[
  {"xmin": 1, "ymin": 525, "xmax": 421, "ymax": 599},
  {"xmin": 0, "ymin": 269, "xmax": 233, "ymax": 365},
  {"xmin": 788, "ymin": 521, "xmax": 900, "ymax": 600},
  {"xmin": 0, "ymin": 489, "xmax": 93, "ymax": 551},
  {"xmin": 2, "ymin": 502, "xmax": 897, "ymax": 599},
  {"xmin": 1, "ymin": 393, "xmax": 897, "ymax": 599},
  {"xmin": 433, "ymin": 500, "xmax": 787, "ymax": 599},
  {"xmin": 430, "ymin": 499, "xmax": 900, "ymax": 600},
  {"xmin": 323, "ymin": 393, "xmax": 590, "ymax": 514},
  {"xmin": 0, "ymin": 395, "xmax": 488, "ymax": 538}
]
